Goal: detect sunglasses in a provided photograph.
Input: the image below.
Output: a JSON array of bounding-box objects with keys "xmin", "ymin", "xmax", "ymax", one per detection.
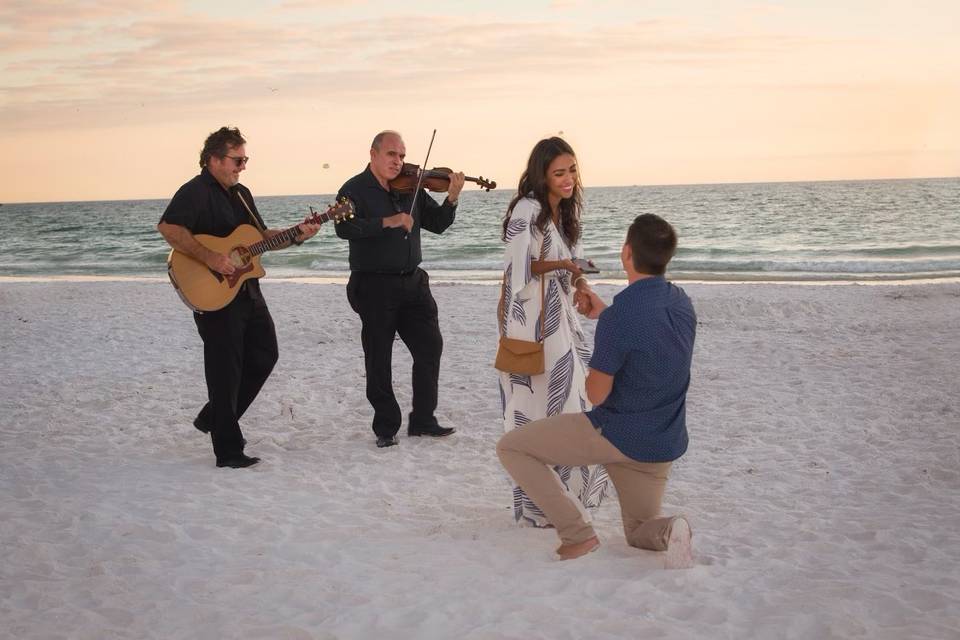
[{"xmin": 222, "ymin": 155, "xmax": 249, "ymax": 167}]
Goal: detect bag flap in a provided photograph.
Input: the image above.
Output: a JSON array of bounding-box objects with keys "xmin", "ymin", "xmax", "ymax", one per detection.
[{"xmin": 499, "ymin": 337, "xmax": 542, "ymax": 356}]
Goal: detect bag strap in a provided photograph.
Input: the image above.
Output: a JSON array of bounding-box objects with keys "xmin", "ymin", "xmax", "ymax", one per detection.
[
  {"xmin": 236, "ymin": 191, "xmax": 266, "ymax": 233},
  {"xmin": 498, "ymin": 225, "xmax": 548, "ymax": 343}
]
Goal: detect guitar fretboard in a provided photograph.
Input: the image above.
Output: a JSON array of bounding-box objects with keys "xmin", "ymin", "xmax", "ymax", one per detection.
[{"xmin": 246, "ymin": 210, "xmax": 338, "ymax": 256}]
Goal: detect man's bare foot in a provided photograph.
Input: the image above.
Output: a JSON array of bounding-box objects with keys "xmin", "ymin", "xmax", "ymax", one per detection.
[{"xmin": 556, "ymin": 536, "xmax": 600, "ymax": 560}]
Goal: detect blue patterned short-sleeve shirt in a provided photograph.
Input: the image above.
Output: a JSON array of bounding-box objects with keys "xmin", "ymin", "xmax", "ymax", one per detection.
[{"xmin": 586, "ymin": 276, "xmax": 696, "ymax": 462}]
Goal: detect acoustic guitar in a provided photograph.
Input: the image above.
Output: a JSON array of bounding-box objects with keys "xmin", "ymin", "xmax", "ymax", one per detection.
[{"xmin": 167, "ymin": 199, "xmax": 354, "ymax": 312}]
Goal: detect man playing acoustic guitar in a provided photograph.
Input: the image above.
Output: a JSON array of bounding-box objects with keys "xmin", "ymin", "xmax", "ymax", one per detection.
[{"xmin": 158, "ymin": 126, "xmax": 321, "ymax": 468}]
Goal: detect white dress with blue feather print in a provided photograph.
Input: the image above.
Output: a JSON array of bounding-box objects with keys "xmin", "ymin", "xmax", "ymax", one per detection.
[{"xmin": 498, "ymin": 197, "xmax": 612, "ymax": 527}]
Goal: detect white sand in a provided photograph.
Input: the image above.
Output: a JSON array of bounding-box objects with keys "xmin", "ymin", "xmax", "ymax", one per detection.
[{"xmin": 1, "ymin": 279, "xmax": 959, "ymax": 639}]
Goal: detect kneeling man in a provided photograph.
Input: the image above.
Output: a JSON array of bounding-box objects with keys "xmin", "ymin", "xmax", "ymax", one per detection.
[{"xmin": 497, "ymin": 214, "xmax": 696, "ymax": 566}]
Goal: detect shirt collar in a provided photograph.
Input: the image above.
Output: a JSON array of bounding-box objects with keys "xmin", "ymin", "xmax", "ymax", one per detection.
[
  {"xmin": 361, "ymin": 164, "xmax": 388, "ymax": 191},
  {"xmin": 200, "ymin": 166, "xmax": 236, "ymax": 194},
  {"xmin": 615, "ymin": 275, "xmax": 667, "ymax": 302}
]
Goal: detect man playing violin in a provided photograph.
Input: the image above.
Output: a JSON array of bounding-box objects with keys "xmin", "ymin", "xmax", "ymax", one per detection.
[{"xmin": 335, "ymin": 130, "xmax": 465, "ymax": 448}]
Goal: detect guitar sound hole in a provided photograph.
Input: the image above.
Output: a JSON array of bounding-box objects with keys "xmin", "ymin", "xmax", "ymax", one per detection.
[{"xmin": 230, "ymin": 247, "xmax": 251, "ymax": 267}]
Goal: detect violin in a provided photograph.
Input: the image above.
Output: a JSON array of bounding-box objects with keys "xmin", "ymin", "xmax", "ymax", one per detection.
[{"xmin": 389, "ymin": 163, "xmax": 496, "ymax": 193}]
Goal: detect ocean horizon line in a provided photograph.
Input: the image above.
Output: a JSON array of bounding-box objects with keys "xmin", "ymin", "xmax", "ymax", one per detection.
[
  {"xmin": 2, "ymin": 175, "xmax": 957, "ymax": 207},
  {"xmin": 3, "ymin": 273, "xmax": 958, "ymax": 287}
]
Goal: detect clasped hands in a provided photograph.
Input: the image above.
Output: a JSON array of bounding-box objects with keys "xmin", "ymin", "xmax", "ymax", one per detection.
[
  {"xmin": 574, "ymin": 286, "xmax": 605, "ymax": 319},
  {"xmin": 567, "ymin": 259, "xmax": 606, "ymax": 320}
]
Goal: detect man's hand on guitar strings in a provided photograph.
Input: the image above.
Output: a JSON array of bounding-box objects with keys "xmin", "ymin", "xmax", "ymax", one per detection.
[{"xmin": 206, "ymin": 253, "xmax": 236, "ymax": 275}]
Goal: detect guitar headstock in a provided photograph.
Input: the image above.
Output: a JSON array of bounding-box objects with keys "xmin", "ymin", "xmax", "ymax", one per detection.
[{"xmin": 309, "ymin": 197, "xmax": 355, "ymax": 224}]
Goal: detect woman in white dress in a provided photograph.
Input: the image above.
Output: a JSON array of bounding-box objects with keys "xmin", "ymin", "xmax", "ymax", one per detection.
[{"xmin": 498, "ymin": 137, "xmax": 612, "ymax": 527}]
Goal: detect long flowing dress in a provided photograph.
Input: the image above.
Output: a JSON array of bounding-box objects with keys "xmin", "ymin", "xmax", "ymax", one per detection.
[{"xmin": 498, "ymin": 197, "xmax": 612, "ymax": 527}]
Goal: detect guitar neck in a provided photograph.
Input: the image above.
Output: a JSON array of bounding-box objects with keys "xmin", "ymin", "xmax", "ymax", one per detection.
[
  {"xmin": 247, "ymin": 227, "xmax": 300, "ymax": 257},
  {"xmin": 246, "ymin": 210, "xmax": 337, "ymax": 256}
]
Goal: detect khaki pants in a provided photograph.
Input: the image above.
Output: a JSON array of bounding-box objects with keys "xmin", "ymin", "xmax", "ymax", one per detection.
[{"xmin": 496, "ymin": 413, "xmax": 675, "ymax": 549}]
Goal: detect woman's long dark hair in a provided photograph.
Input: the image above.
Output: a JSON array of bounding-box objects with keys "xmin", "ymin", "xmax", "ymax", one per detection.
[{"xmin": 502, "ymin": 137, "xmax": 582, "ymax": 248}]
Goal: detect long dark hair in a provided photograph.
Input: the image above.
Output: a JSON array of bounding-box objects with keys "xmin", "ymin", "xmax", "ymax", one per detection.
[{"xmin": 502, "ymin": 137, "xmax": 582, "ymax": 248}]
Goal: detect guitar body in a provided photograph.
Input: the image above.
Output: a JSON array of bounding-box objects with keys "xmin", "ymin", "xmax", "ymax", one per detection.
[
  {"xmin": 167, "ymin": 224, "xmax": 266, "ymax": 312},
  {"xmin": 164, "ymin": 198, "xmax": 355, "ymax": 312}
]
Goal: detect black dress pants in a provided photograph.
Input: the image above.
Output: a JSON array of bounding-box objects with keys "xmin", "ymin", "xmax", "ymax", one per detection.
[
  {"xmin": 193, "ymin": 286, "xmax": 278, "ymax": 461},
  {"xmin": 346, "ymin": 269, "xmax": 443, "ymax": 438}
]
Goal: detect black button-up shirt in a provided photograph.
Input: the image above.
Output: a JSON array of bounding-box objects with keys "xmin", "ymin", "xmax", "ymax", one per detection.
[
  {"xmin": 160, "ymin": 167, "xmax": 266, "ymax": 237},
  {"xmin": 335, "ymin": 165, "xmax": 457, "ymax": 273}
]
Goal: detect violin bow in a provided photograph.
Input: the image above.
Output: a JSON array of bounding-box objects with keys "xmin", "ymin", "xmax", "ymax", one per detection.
[{"xmin": 407, "ymin": 128, "xmax": 437, "ymax": 218}]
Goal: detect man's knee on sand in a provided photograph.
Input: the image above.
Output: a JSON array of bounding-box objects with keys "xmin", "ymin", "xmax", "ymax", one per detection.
[
  {"xmin": 623, "ymin": 516, "xmax": 676, "ymax": 552},
  {"xmin": 495, "ymin": 428, "xmax": 533, "ymax": 467},
  {"xmin": 494, "ymin": 430, "xmax": 514, "ymax": 463}
]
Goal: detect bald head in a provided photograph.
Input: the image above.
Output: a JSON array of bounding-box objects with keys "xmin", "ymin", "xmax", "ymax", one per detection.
[{"xmin": 371, "ymin": 130, "xmax": 403, "ymax": 151}]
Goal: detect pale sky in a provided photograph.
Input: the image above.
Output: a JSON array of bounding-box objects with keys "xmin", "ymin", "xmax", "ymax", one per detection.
[{"xmin": 1, "ymin": 0, "xmax": 958, "ymax": 202}]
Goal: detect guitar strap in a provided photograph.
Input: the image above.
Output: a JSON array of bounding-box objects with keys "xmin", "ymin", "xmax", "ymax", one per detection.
[
  {"xmin": 234, "ymin": 190, "xmax": 265, "ymax": 299},
  {"xmin": 235, "ymin": 191, "xmax": 266, "ymax": 233}
]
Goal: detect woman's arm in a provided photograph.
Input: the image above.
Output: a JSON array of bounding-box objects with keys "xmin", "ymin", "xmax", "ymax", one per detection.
[
  {"xmin": 533, "ymin": 258, "xmax": 592, "ymax": 305},
  {"xmin": 531, "ymin": 258, "xmax": 581, "ymax": 277}
]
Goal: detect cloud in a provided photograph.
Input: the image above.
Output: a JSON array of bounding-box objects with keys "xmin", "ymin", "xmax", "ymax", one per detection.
[
  {"xmin": 0, "ymin": 1, "xmax": 178, "ymax": 52},
  {"xmin": 0, "ymin": 0, "xmax": 158, "ymax": 30},
  {"xmin": 1, "ymin": 8, "xmax": 953, "ymax": 134},
  {"xmin": 277, "ymin": 0, "xmax": 364, "ymax": 8}
]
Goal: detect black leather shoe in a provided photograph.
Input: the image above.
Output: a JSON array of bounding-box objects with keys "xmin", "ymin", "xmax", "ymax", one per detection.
[
  {"xmin": 216, "ymin": 454, "xmax": 260, "ymax": 468},
  {"xmin": 193, "ymin": 416, "xmax": 210, "ymax": 433},
  {"xmin": 407, "ymin": 425, "xmax": 455, "ymax": 437},
  {"xmin": 376, "ymin": 436, "xmax": 399, "ymax": 448}
]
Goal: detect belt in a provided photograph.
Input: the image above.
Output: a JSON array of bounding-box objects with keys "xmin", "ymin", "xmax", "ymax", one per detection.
[{"xmin": 357, "ymin": 268, "xmax": 418, "ymax": 277}]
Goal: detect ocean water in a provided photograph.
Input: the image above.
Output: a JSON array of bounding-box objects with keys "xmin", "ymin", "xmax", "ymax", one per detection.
[{"xmin": 2, "ymin": 178, "xmax": 958, "ymax": 282}]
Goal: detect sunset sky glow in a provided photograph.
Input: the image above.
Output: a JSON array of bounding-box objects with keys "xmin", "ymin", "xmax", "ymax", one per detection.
[{"xmin": 1, "ymin": 0, "xmax": 958, "ymax": 202}]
